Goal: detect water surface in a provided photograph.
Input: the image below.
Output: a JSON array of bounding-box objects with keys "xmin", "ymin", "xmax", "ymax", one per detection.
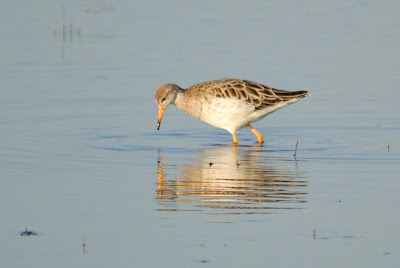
[{"xmin": 1, "ymin": 1, "xmax": 400, "ymax": 267}]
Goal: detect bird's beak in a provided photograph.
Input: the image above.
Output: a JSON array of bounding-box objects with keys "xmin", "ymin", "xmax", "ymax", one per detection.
[{"xmin": 157, "ymin": 107, "xmax": 165, "ymax": 130}]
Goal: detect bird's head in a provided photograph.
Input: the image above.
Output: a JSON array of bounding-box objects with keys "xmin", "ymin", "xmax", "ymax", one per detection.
[{"xmin": 154, "ymin": 84, "xmax": 180, "ymax": 130}]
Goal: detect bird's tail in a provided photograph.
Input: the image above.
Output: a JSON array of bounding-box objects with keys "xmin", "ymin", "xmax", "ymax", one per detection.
[{"xmin": 272, "ymin": 88, "xmax": 310, "ymax": 101}]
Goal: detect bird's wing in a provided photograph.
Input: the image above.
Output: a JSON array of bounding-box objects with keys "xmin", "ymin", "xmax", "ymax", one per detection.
[
  {"xmin": 188, "ymin": 78, "xmax": 309, "ymax": 110},
  {"xmin": 206, "ymin": 79, "xmax": 283, "ymax": 109}
]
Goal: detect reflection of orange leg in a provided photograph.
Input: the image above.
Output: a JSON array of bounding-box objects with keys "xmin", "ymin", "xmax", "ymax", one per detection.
[
  {"xmin": 158, "ymin": 167, "xmax": 166, "ymax": 182},
  {"xmin": 247, "ymin": 124, "xmax": 263, "ymax": 145},
  {"xmin": 157, "ymin": 157, "xmax": 166, "ymax": 182},
  {"xmin": 231, "ymin": 132, "xmax": 238, "ymax": 145}
]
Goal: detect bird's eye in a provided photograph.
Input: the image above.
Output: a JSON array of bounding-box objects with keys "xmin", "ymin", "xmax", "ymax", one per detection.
[{"xmin": 161, "ymin": 97, "xmax": 166, "ymax": 102}]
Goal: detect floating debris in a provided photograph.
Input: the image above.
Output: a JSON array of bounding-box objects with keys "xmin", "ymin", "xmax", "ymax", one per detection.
[
  {"xmin": 209, "ymin": 162, "xmax": 213, "ymax": 166},
  {"xmin": 20, "ymin": 228, "xmax": 38, "ymax": 236}
]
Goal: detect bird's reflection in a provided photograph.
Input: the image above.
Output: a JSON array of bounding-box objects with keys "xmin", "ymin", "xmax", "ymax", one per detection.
[{"xmin": 156, "ymin": 146, "xmax": 308, "ymax": 214}]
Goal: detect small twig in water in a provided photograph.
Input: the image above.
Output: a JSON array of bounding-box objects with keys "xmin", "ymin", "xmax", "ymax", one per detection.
[
  {"xmin": 62, "ymin": 6, "xmax": 66, "ymax": 38},
  {"xmin": 77, "ymin": 10, "xmax": 86, "ymax": 36},
  {"xmin": 69, "ymin": 16, "xmax": 73, "ymax": 38},
  {"xmin": 294, "ymin": 140, "xmax": 299, "ymax": 157},
  {"xmin": 388, "ymin": 141, "xmax": 390, "ymax": 152},
  {"xmin": 82, "ymin": 236, "xmax": 86, "ymax": 255}
]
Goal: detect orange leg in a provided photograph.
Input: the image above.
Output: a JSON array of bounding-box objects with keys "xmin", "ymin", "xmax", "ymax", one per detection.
[
  {"xmin": 247, "ymin": 124, "xmax": 263, "ymax": 145},
  {"xmin": 231, "ymin": 132, "xmax": 238, "ymax": 145}
]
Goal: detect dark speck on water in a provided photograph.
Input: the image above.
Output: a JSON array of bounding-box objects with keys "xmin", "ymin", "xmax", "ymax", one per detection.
[{"xmin": 20, "ymin": 228, "xmax": 38, "ymax": 236}]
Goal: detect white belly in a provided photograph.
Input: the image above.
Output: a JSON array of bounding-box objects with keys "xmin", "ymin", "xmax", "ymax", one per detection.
[{"xmin": 198, "ymin": 98, "xmax": 272, "ymax": 133}]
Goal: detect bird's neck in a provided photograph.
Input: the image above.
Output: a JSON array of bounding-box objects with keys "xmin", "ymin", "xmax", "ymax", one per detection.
[
  {"xmin": 174, "ymin": 88, "xmax": 186, "ymax": 106},
  {"xmin": 174, "ymin": 87, "xmax": 206, "ymax": 120},
  {"xmin": 174, "ymin": 88, "xmax": 192, "ymax": 113}
]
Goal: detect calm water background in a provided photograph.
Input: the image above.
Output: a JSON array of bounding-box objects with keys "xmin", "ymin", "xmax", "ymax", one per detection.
[{"xmin": 1, "ymin": 1, "xmax": 400, "ymax": 267}]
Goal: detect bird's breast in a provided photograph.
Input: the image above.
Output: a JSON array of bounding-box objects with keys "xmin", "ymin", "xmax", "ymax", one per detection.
[{"xmin": 196, "ymin": 98, "xmax": 257, "ymax": 133}]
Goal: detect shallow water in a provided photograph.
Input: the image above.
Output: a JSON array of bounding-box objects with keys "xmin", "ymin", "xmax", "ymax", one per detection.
[{"xmin": 1, "ymin": 1, "xmax": 400, "ymax": 267}]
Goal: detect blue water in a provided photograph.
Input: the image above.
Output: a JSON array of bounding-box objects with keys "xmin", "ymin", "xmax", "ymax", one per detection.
[{"xmin": 1, "ymin": 1, "xmax": 400, "ymax": 267}]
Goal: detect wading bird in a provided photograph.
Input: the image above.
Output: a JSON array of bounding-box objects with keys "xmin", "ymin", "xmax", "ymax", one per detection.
[{"xmin": 155, "ymin": 78, "xmax": 309, "ymax": 145}]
